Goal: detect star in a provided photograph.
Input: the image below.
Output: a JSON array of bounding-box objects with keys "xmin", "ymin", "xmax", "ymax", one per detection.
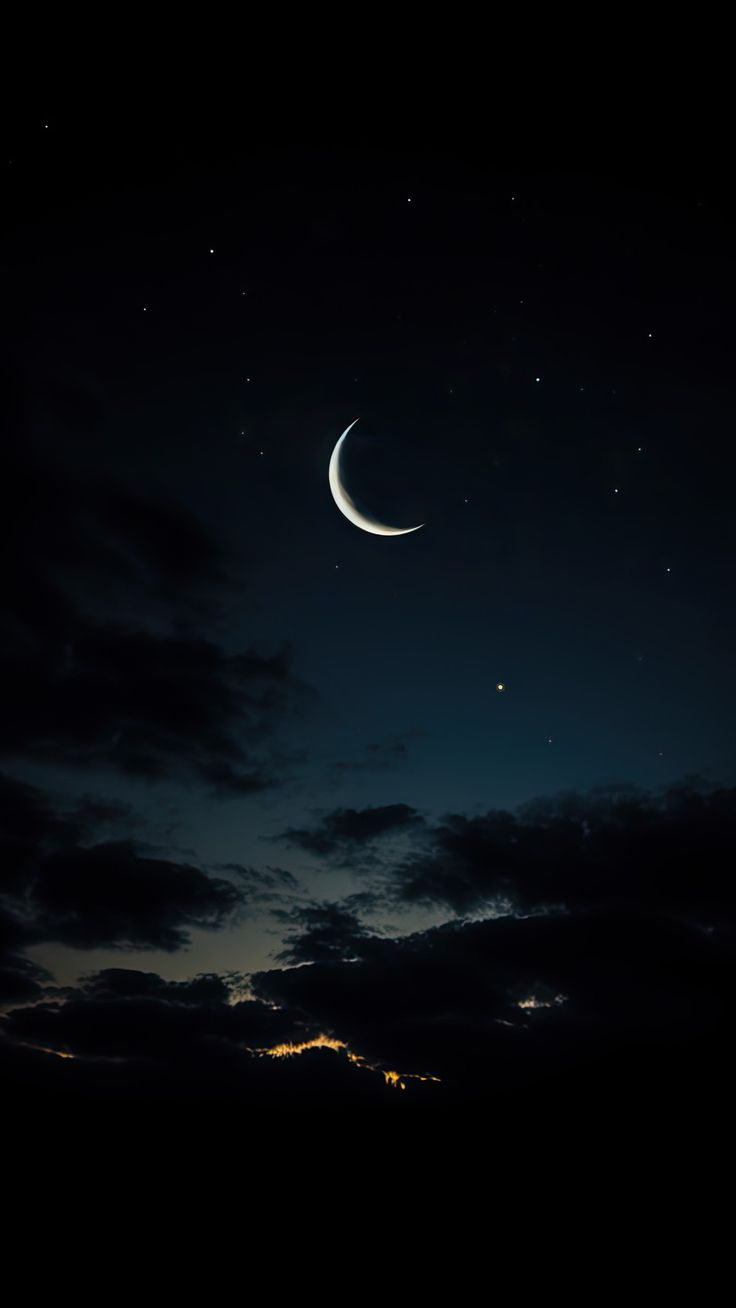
[
  {"xmin": 535, "ymin": 376, "xmax": 541, "ymax": 383},
  {"xmin": 496, "ymin": 682, "xmax": 505, "ymax": 692}
]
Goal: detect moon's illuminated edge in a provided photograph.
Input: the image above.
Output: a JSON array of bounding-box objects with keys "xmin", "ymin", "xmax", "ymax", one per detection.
[{"xmin": 328, "ymin": 420, "xmax": 424, "ymax": 537}]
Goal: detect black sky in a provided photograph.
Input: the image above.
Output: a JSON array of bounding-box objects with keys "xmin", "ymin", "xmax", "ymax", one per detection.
[{"xmin": 2, "ymin": 116, "xmax": 735, "ymax": 1125}]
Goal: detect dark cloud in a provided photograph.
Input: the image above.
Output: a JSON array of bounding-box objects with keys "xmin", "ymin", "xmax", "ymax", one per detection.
[
  {"xmin": 0, "ymin": 772, "xmax": 81, "ymax": 896},
  {"xmin": 68, "ymin": 796, "xmax": 137, "ymax": 832},
  {"xmin": 2, "ymin": 778, "xmax": 734, "ymax": 1122},
  {"xmin": 0, "ymin": 965, "xmax": 408, "ymax": 1115},
  {"xmin": 273, "ymin": 900, "xmax": 383, "ymax": 964},
  {"xmin": 77, "ymin": 968, "xmax": 235, "ymax": 1005},
  {"xmin": 0, "ymin": 616, "xmax": 305, "ymax": 795},
  {"xmin": 253, "ymin": 903, "xmax": 735, "ymax": 1105},
  {"xmin": 31, "ymin": 841, "xmax": 243, "ymax": 951},
  {"xmin": 276, "ymin": 803, "xmax": 424, "ymax": 859},
  {"xmin": 0, "ymin": 773, "xmax": 246, "ymax": 962},
  {"xmin": 0, "ymin": 952, "xmax": 53, "ymax": 1006},
  {"xmin": 248, "ymin": 780, "xmax": 736, "ymax": 1106},
  {"xmin": 0, "ymin": 426, "xmax": 313, "ymax": 796},
  {"xmin": 2, "ymin": 968, "xmax": 298, "ymax": 1062},
  {"xmin": 94, "ymin": 486, "xmax": 234, "ymax": 604},
  {"xmin": 217, "ymin": 862, "xmax": 299, "ymax": 901},
  {"xmin": 393, "ymin": 781, "xmax": 736, "ymax": 918}
]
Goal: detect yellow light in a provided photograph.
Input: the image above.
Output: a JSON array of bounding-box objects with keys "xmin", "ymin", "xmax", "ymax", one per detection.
[
  {"xmin": 251, "ymin": 1033, "xmax": 441, "ymax": 1091},
  {"xmin": 259, "ymin": 1035, "xmax": 347, "ymax": 1059},
  {"xmin": 518, "ymin": 993, "xmax": 567, "ymax": 1010},
  {"xmin": 496, "ymin": 682, "xmax": 505, "ymax": 692}
]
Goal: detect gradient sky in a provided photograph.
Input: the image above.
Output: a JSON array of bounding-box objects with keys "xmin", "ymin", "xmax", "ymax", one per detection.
[{"xmin": 2, "ymin": 120, "xmax": 735, "ymax": 1118}]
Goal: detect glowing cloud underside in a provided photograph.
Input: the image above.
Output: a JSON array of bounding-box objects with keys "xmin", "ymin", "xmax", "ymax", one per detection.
[
  {"xmin": 518, "ymin": 994, "xmax": 568, "ymax": 1009},
  {"xmin": 250, "ymin": 1033, "xmax": 440, "ymax": 1091}
]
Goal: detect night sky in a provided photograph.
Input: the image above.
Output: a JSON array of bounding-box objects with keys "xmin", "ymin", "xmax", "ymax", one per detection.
[{"xmin": 2, "ymin": 119, "xmax": 735, "ymax": 1127}]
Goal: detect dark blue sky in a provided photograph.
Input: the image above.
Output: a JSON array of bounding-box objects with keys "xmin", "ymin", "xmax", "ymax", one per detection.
[{"xmin": 2, "ymin": 122, "xmax": 735, "ymax": 1117}]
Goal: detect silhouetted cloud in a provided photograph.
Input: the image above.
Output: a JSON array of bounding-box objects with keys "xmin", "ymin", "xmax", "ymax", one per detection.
[
  {"xmin": 0, "ymin": 431, "xmax": 313, "ymax": 795},
  {"xmin": 0, "ymin": 965, "xmax": 408, "ymax": 1113},
  {"xmin": 276, "ymin": 803, "xmax": 424, "ymax": 859},
  {"xmin": 2, "ymin": 778, "xmax": 734, "ymax": 1121},
  {"xmin": 391, "ymin": 780, "xmax": 736, "ymax": 918},
  {"xmin": 0, "ymin": 950, "xmax": 52, "ymax": 1006},
  {"xmin": 250, "ymin": 780, "xmax": 736, "ymax": 1104},
  {"xmin": 252, "ymin": 899, "xmax": 734, "ymax": 1104},
  {"xmin": 273, "ymin": 900, "xmax": 383, "ymax": 964},
  {"xmin": 0, "ymin": 773, "xmax": 246, "ymax": 962},
  {"xmin": 2, "ymin": 968, "xmax": 299, "ymax": 1061},
  {"xmin": 32, "ymin": 842, "xmax": 243, "ymax": 951},
  {"xmin": 217, "ymin": 862, "xmax": 299, "ymax": 902}
]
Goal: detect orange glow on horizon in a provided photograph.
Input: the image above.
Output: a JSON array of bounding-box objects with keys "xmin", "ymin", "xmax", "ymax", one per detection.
[
  {"xmin": 250, "ymin": 1032, "xmax": 440, "ymax": 1092},
  {"xmin": 258, "ymin": 1035, "xmax": 347, "ymax": 1058}
]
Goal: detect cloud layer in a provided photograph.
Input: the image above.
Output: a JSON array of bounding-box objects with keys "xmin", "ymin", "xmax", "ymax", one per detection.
[
  {"xmin": 0, "ymin": 428, "xmax": 312, "ymax": 795},
  {"xmin": 0, "ymin": 773, "xmax": 251, "ymax": 1000},
  {"xmin": 3, "ymin": 779, "xmax": 734, "ymax": 1123}
]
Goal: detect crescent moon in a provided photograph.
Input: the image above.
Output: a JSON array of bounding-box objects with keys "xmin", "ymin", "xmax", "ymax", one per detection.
[{"xmin": 329, "ymin": 420, "xmax": 424, "ymax": 536}]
